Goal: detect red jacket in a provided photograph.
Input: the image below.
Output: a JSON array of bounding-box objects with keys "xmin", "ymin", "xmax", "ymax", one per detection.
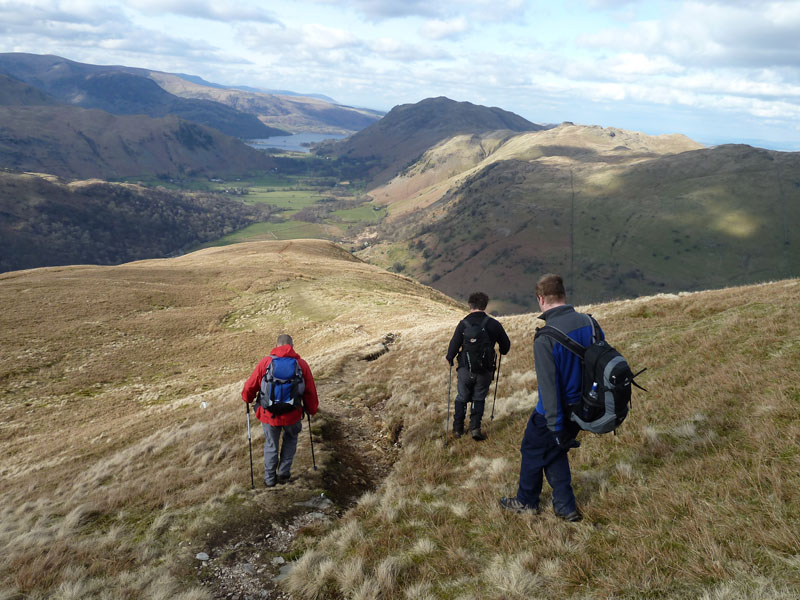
[{"xmin": 241, "ymin": 345, "xmax": 319, "ymax": 426}]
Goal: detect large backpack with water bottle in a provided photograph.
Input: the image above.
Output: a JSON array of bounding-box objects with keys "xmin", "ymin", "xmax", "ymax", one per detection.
[
  {"xmin": 534, "ymin": 317, "xmax": 646, "ymax": 434},
  {"xmin": 258, "ymin": 356, "xmax": 305, "ymax": 415}
]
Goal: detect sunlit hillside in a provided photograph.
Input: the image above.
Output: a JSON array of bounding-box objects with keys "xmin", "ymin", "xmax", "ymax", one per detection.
[
  {"xmin": 0, "ymin": 240, "xmax": 462, "ymax": 598},
  {"xmin": 285, "ymin": 277, "xmax": 800, "ymax": 600},
  {"xmin": 1, "ymin": 241, "xmax": 798, "ymax": 599},
  {"xmin": 360, "ymin": 123, "xmax": 799, "ymax": 313}
]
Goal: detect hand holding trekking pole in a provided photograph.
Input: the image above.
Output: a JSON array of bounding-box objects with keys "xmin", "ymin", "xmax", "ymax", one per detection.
[
  {"xmin": 246, "ymin": 402, "xmax": 254, "ymax": 489},
  {"xmin": 490, "ymin": 354, "xmax": 502, "ymax": 422}
]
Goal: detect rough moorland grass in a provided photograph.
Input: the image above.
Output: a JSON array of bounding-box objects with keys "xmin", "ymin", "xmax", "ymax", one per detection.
[
  {"xmin": 286, "ymin": 280, "xmax": 800, "ymax": 599},
  {"xmin": 0, "ymin": 240, "xmax": 462, "ymax": 599}
]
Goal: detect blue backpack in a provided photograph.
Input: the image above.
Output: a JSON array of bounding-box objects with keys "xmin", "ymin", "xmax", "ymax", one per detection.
[{"xmin": 258, "ymin": 356, "xmax": 305, "ymax": 415}]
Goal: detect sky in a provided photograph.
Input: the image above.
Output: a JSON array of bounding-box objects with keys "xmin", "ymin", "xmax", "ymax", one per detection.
[{"xmin": 2, "ymin": 0, "xmax": 800, "ymax": 150}]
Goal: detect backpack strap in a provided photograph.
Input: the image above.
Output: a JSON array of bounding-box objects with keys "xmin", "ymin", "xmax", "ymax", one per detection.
[
  {"xmin": 534, "ymin": 325, "xmax": 587, "ymax": 358},
  {"xmin": 586, "ymin": 314, "xmax": 599, "ymax": 344}
]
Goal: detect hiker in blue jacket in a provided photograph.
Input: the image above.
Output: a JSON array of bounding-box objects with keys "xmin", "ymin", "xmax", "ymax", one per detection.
[
  {"xmin": 446, "ymin": 292, "xmax": 511, "ymax": 441},
  {"xmin": 500, "ymin": 274, "xmax": 603, "ymax": 521}
]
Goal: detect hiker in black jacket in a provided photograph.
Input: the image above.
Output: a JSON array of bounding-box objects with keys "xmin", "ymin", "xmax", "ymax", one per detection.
[{"xmin": 446, "ymin": 292, "xmax": 511, "ymax": 441}]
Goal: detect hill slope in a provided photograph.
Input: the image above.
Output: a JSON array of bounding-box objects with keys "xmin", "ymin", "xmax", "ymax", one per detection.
[
  {"xmin": 0, "ymin": 171, "xmax": 273, "ymax": 272},
  {"xmin": 0, "ymin": 240, "xmax": 463, "ymax": 598},
  {"xmin": 1, "ymin": 243, "xmax": 797, "ymax": 598},
  {"xmin": 0, "ymin": 53, "xmax": 285, "ymax": 138},
  {"xmin": 316, "ymin": 96, "xmax": 547, "ymax": 186},
  {"xmin": 0, "ymin": 73, "xmax": 57, "ymax": 106},
  {"xmin": 284, "ymin": 278, "xmax": 800, "ymax": 599},
  {"xmin": 0, "ymin": 104, "xmax": 274, "ymax": 179},
  {"xmin": 359, "ymin": 124, "xmax": 799, "ymax": 312}
]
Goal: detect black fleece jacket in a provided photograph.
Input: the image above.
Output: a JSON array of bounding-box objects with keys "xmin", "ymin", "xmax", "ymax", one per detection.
[{"xmin": 446, "ymin": 311, "xmax": 511, "ymax": 365}]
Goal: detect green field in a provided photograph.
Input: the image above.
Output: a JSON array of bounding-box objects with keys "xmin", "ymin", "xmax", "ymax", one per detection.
[
  {"xmin": 124, "ymin": 171, "xmax": 387, "ymax": 249},
  {"xmin": 199, "ymin": 219, "xmax": 334, "ymax": 247},
  {"xmin": 333, "ymin": 204, "xmax": 386, "ymax": 223},
  {"xmin": 243, "ymin": 189, "xmax": 322, "ymax": 210}
]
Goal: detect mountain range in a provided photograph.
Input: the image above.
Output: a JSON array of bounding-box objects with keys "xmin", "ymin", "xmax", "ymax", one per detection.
[
  {"xmin": 354, "ymin": 120, "xmax": 800, "ymax": 311},
  {"xmin": 0, "ymin": 53, "xmax": 381, "ymax": 137},
  {"xmin": 1, "ymin": 52, "xmax": 797, "ymax": 310},
  {"xmin": 0, "ymin": 53, "xmax": 285, "ymax": 139},
  {"xmin": 316, "ymin": 96, "xmax": 547, "ymax": 186}
]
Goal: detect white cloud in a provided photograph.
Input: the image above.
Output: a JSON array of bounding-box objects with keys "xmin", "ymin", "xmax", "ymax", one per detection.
[
  {"xmin": 580, "ymin": 1, "xmax": 800, "ymax": 70},
  {"xmin": 127, "ymin": 0, "xmax": 280, "ymax": 23},
  {"xmin": 419, "ymin": 17, "xmax": 469, "ymax": 40},
  {"xmin": 301, "ymin": 24, "xmax": 360, "ymax": 50}
]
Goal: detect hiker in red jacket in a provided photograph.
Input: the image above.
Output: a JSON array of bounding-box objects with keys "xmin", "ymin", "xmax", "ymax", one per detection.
[{"xmin": 242, "ymin": 334, "xmax": 319, "ymax": 487}]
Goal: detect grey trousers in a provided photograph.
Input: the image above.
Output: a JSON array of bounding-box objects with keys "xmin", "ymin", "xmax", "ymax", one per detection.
[
  {"xmin": 454, "ymin": 367, "xmax": 493, "ymax": 432},
  {"xmin": 262, "ymin": 421, "xmax": 302, "ymax": 484}
]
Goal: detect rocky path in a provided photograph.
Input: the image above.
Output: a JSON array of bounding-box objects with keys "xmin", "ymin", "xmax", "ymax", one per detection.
[{"xmin": 195, "ymin": 344, "xmax": 399, "ymax": 599}]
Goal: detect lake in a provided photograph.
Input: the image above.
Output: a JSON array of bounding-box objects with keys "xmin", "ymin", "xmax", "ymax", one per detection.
[{"xmin": 246, "ymin": 132, "xmax": 348, "ymax": 153}]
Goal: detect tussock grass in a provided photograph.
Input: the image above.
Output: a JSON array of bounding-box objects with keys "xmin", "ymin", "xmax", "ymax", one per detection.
[
  {"xmin": 285, "ymin": 279, "xmax": 800, "ymax": 599},
  {"xmin": 3, "ymin": 242, "xmax": 798, "ymax": 598},
  {"xmin": 0, "ymin": 240, "xmax": 462, "ymax": 598}
]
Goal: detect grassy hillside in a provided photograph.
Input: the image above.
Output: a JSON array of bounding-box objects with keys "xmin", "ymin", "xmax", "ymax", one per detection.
[
  {"xmin": 0, "ymin": 240, "xmax": 462, "ymax": 599},
  {"xmin": 360, "ymin": 124, "xmax": 799, "ymax": 313},
  {"xmin": 284, "ymin": 278, "xmax": 800, "ymax": 600},
  {"xmin": 0, "ymin": 105, "xmax": 274, "ymax": 180},
  {"xmin": 0, "ymin": 171, "xmax": 274, "ymax": 272},
  {"xmin": 1, "ymin": 240, "xmax": 797, "ymax": 598},
  {"xmin": 0, "ymin": 73, "xmax": 57, "ymax": 106},
  {"xmin": 316, "ymin": 97, "xmax": 546, "ymax": 187}
]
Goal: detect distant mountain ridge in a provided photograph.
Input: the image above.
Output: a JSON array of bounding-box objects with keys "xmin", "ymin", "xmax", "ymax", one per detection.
[
  {"xmin": 0, "ymin": 53, "xmax": 287, "ymax": 139},
  {"xmin": 173, "ymin": 73, "xmax": 339, "ymax": 103},
  {"xmin": 315, "ymin": 96, "xmax": 548, "ymax": 186},
  {"xmin": 151, "ymin": 71, "xmax": 382, "ymax": 134}
]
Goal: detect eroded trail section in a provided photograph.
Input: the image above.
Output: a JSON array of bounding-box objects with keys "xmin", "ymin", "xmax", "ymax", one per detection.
[{"xmin": 196, "ymin": 336, "xmax": 400, "ymax": 599}]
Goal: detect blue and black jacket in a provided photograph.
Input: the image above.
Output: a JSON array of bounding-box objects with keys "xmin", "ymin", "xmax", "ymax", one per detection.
[{"xmin": 534, "ymin": 305, "xmax": 604, "ymax": 433}]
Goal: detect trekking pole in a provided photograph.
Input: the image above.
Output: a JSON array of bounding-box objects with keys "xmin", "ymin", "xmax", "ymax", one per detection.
[
  {"xmin": 490, "ymin": 354, "xmax": 502, "ymax": 422},
  {"xmin": 445, "ymin": 363, "xmax": 453, "ymax": 447},
  {"xmin": 246, "ymin": 403, "xmax": 254, "ymax": 489},
  {"xmin": 307, "ymin": 412, "xmax": 317, "ymax": 470}
]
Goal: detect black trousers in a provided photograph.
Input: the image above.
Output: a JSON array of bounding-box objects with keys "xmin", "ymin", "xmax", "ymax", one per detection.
[{"xmin": 453, "ymin": 367, "xmax": 492, "ymax": 432}]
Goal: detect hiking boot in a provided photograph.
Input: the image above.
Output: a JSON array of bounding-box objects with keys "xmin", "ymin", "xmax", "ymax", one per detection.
[
  {"xmin": 277, "ymin": 473, "xmax": 291, "ymax": 484},
  {"xmin": 471, "ymin": 428, "xmax": 487, "ymax": 441},
  {"xmin": 499, "ymin": 496, "xmax": 540, "ymax": 514},
  {"xmin": 453, "ymin": 424, "xmax": 464, "ymax": 439},
  {"xmin": 556, "ymin": 510, "xmax": 583, "ymax": 522},
  {"xmin": 264, "ymin": 480, "xmax": 277, "ymax": 488}
]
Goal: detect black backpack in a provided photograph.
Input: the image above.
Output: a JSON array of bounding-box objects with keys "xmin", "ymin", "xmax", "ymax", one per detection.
[
  {"xmin": 258, "ymin": 356, "xmax": 305, "ymax": 415},
  {"xmin": 535, "ymin": 317, "xmax": 646, "ymax": 434},
  {"xmin": 460, "ymin": 315, "xmax": 496, "ymax": 374}
]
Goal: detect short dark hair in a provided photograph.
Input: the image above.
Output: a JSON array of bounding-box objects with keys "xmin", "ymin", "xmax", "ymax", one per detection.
[
  {"xmin": 468, "ymin": 292, "xmax": 489, "ymax": 311},
  {"xmin": 536, "ymin": 274, "xmax": 566, "ymax": 302},
  {"xmin": 276, "ymin": 334, "xmax": 294, "ymax": 347}
]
